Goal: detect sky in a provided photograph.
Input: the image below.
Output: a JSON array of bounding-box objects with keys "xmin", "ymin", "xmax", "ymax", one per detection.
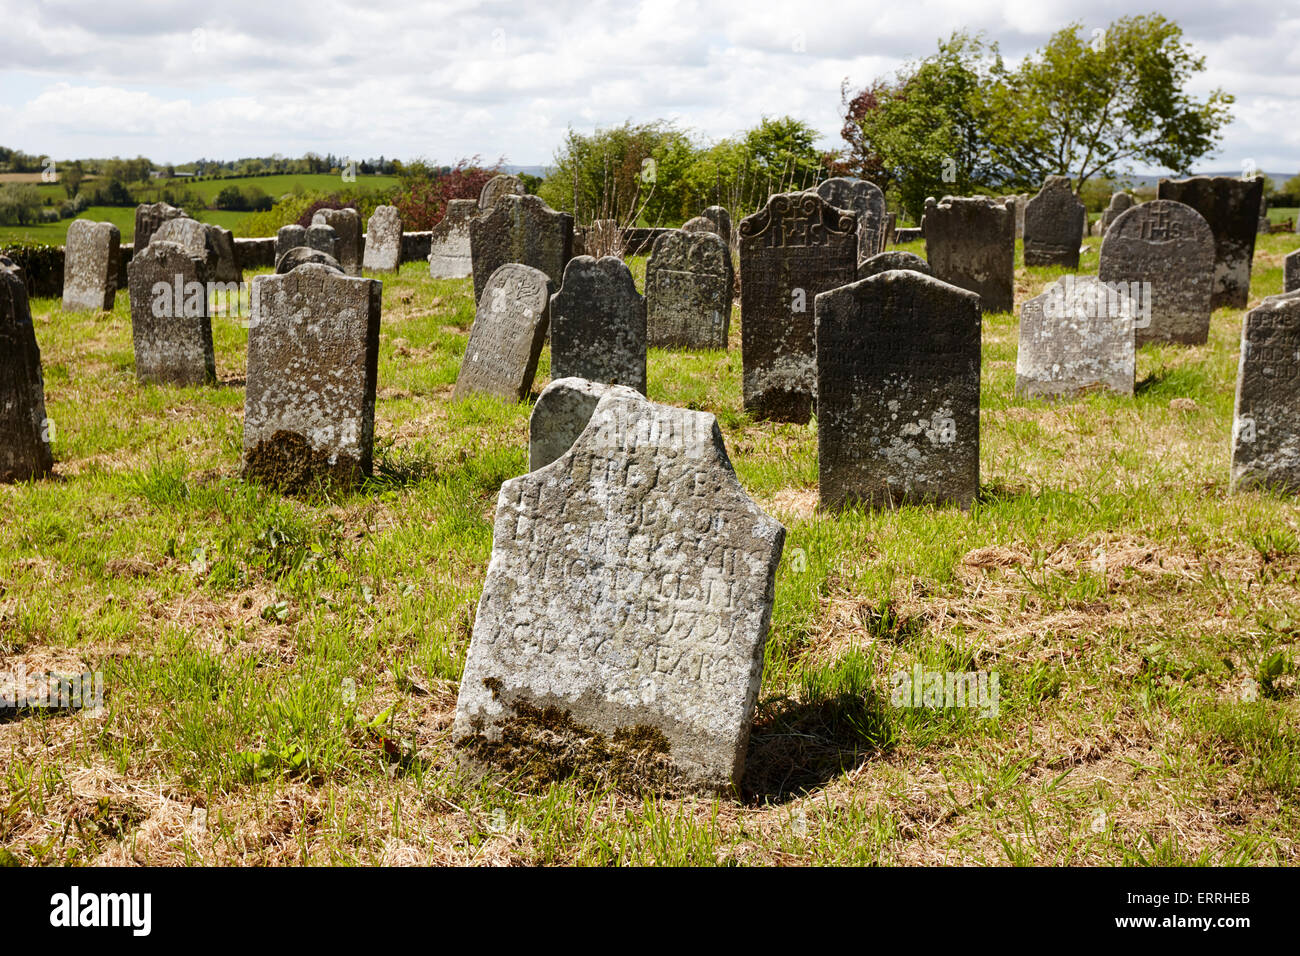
[{"xmin": 1, "ymin": 0, "xmax": 1298, "ymax": 177}]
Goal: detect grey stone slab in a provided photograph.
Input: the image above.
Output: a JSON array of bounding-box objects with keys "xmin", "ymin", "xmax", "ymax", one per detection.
[
  {"xmin": 311, "ymin": 208, "xmax": 363, "ymax": 275},
  {"xmin": 0, "ymin": 256, "xmax": 53, "ymax": 482},
  {"xmin": 428, "ymin": 199, "xmax": 476, "ymax": 278},
  {"xmin": 858, "ymin": 250, "xmax": 932, "ymax": 280},
  {"xmin": 62, "ymin": 220, "xmax": 120, "ymax": 312},
  {"xmin": 646, "ymin": 230, "xmax": 733, "ymax": 349},
  {"xmin": 1101, "ymin": 193, "xmax": 1134, "ymax": 236},
  {"xmin": 923, "ymin": 196, "xmax": 1014, "ymax": 313},
  {"xmin": 470, "ymin": 194, "xmax": 573, "ymax": 304},
  {"xmin": 738, "ymin": 191, "xmax": 858, "ymax": 423},
  {"xmin": 1016, "ymin": 275, "xmax": 1135, "ymax": 399},
  {"xmin": 453, "ymin": 263, "xmax": 551, "ymax": 402},
  {"xmin": 701, "ymin": 205, "xmax": 732, "ymax": 245},
  {"xmin": 1023, "ymin": 176, "xmax": 1085, "ymax": 269},
  {"xmin": 479, "ymin": 174, "xmax": 527, "ymax": 211},
  {"xmin": 815, "ymin": 270, "xmax": 981, "ymax": 510},
  {"xmin": 276, "ymin": 225, "xmax": 308, "ymax": 268},
  {"xmin": 528, "ymin": 377, "xmax": 614, "ymax": 471},
  {"xmin": 275, "ymin": 247, "xmax": 343, "ymax": 275},
  {"xmin": 1232, "ymin": 289, "xmax": 1300, "ymax": 494},
  {"xmin": 1157, "ymin": 175, "xmax": 1263, "ymax": 309},
  {"xmin": 1284, "ymin": 249, "xmax": 1299, "ymax": 294},
  {"xmin": 453, "ymin": 386, "xmax": 786, "ymax": 792},
  {"xmin": 127, "ymin": 240, "xmax": 216, "ymax": 386},
  {"xmin": 133, "ymin": 202, "xmax": 187, "ymax": 250},
  {"xmin": 550, "ymin": 255, "xmax": 646, "ymax": 393},
  {"xmin": 362, "ymin": 205, "xmax": 402, "ymax": 273},
  {"xmin": 813, "ymin": 177, "xmax": 888, "ymax": 260}
]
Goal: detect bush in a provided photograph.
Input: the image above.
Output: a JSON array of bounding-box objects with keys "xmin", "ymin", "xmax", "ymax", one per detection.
[
  {"xmin": 0, "ymin": 241, "xmax": 65, "ymax": 298},
  {"xmin": 0, "ymin": 183, "xmax": 42, "ymax": 226},
  {"xmin": 392, "ymin": 159, "xmax": 497, "ymax": 230}
]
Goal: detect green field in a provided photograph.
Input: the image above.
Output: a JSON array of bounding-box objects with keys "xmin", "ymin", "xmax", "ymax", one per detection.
[
  {"xmin": 1, "ymin": 234, "xmax": 1299, "ymax": 866},
  {"xmin": 2, "ymin": 173, "xmax": 400, "ymax": 245}
]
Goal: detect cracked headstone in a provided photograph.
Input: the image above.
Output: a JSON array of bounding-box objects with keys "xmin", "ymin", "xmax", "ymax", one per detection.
[
  {"xmin": 527, "ymin": 377, "xmax": 615, "ymax": 471},
  {"xmin": 453, "ymin": 387, "xmax": 786, "ymax": 792}
]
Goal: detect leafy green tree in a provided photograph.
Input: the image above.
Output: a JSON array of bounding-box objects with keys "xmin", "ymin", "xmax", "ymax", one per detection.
[
  {"xmin": 0, "ymin": 183, "xmax": 42, "ymax": 225},
  {"xmin": 61, "ymin": 161, "xmax": 85, "ymax": 200}
]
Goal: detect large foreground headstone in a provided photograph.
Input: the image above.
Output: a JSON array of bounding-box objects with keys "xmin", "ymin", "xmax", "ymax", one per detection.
[
  {"xmin": 1232, "ymin": 290, "xmax": 1300, "ymax": 494},
  {"xmin": 453, "ymin": 263, "xmax": 551, "ymax": 402},
  {"xmin": 814, "ymin": 177, "xmax": 887, "ymax": 261},
  {"xmin": 127, "ymin": 240, "xmax": 215, "ymax": 386},
  {"xmin": 1098, "ymin": 200, "xmax": 1214, "ymax": 346},
  {"xmin": 1023, "ymin": 176, "xmax": 1085, "ymax": 269},
  {"xmin": 243, "ymin": 263, "xmax": 381, "ymax": 490},
  {"xmin": 362, "ymin": 205, "xmax": 402, "ymax": 273},
  {"xmin": 550, "ymin": 256, "xmax": 646, "ymax": 393},
  {"xmin": 0, "ymin": 257, "xmax": 53, "ymax": 482},
  {"xmin": 528, "ymin": 377, "xmax": 613, "ymax": 470},
  {"xmin": 311, "ymin": 208, "xmax": 363, "ymax": 275},
  {"xmin": 815, "ymin": 271, "xmax": 981, "ymax": 510},
  {"xmin": 427, "ymin": 199, "xmax": 477, "ymax": 278},
  {"xmin": 470, "ymin": 194, "xmax": 573, "ymax": 304},
  {"xmin": 1157, "ymin": 175, "xmax": 1263, "ymax": 309},
  {"xmin": 479, "ymin": 174, "xmax": 527, "ymax": 211},
  {"xmin": 453, "ymin": 387, "xmax": 786, "ymax": 792},
  {"xmin": 858, "ymin": 250, "xmax": 932, "ymax": 280},
  {"xmin": 62, "ymin": 220, "xmax": 120, "ymax": 312},
  {"xmin": 738, "ymin": 192, "xmax": 857, "ymax": 423},
  {"xmin": 1016, "ymin": 276, "xmax": 1135, "ymax": 399},
  {"xmin": 923, "ymin": 196, "xmax": 1014, "ymax": 313},
  {"xmin": 1284, "ymin": 249, "xmax": 1299, "ymax": 294},
  {"xmin": 133, "ymin": 202, "xmax": 187, "ymax": 250},
  {"xmin": 646, "ymin": 230, "xmax": 733, "ymax": 349}
]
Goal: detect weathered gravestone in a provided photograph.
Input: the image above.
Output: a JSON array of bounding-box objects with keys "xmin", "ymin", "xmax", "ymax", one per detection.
[
  {"xmin": 243, "ymin": 263, "xmax": 381, "ymax": 490},
  {"xmin": 646, "ymin": 230, "xmax": 733, "ymax": 350},
  {"xmin": 528, "ymin": 377, "xmax": 613, "ymax": 471},
  {"xmin": 470, "ymin": 194, "xmax": 574, "ymax": 304},
  {"xmin": 1023, "ymin": 176, "xmax": 1085, "ymax": 269},
  {"xmin": 275, "ymin": 225, "xmax": 307, "ymax": 268},
  {"xmin": 1098, "ymin": 200, "xmax": 1214, "ymax": 346},
  {"xmin": 153, "ymin": 218, "xmax": 241, "ymax": 284},
  {"xmin": 133, "ymin": 202, "xmax": 187, "ymax": 250},
  {"xmin": 1231, "ymin": 289, "xmax": 1300, "ymax": 494},
  {"xmin": 858, "ymin": 250, "xmax": 932, "ymax": 280},
  {"xmin": 923, "ymin": 196, "xmax": 1014, "ymax": 314},
  {"xmin": 62, "ymin": 220, "xmax": 120, "ymax": 312},
  {"xmin": 307, "ymin": 223, "xmax": 338, "ymax": 259},
  {"xmin": 362, "ymin": 205, "xmax": 402, "ymax": 273},
  {"xmin": 738, "ymin": 192, "xmax": 857, "ymax": 423},
  {"xmin": 478, "ymin": 173, "xmax": 527, "ymax": 211},
  {"xmin": 1101, "ymin": 193, "xmax": 1134, "ymax": 235},
  {"xmin": 681, "ymin": 217, "xmax": 716, "ymax": 235},
  {"xmin": 453, "ymin": 263, "xmax": 551, "ymax": 402},
  {"xmin": 814, "ymin": 177, "xmax": 887, "ymax": 261},
  {"xmin": 815, "ymin": 270, "xmax": 981, "ymax": 510},
  {"xmin": 312, "ymin": 208, "xmax": 363, "ymax": 275},
  {"xmin": 702, "ymin": 206, "xmax": 732, "ymax": 245},
  {"xmin": 126, "ymin": 240, "xmax": 215, "ymax": 386},
  {"xmin": 453, "ymin": 386, "xmax": 786, "ymax": 792},
  {"xmin": 1284, "ymin": 249, "xmax": 1299, "ymax": 294},
  {"xmin": 275, "ymin": 247, "xmax": 342, "ymax": 275},
  {"xmin": 0, "ymin": 256, "xmax": 53, "ymax": 482},
  {"xmin": 550, "ymin": 256, "xmax": 646, "ymax": 393},
  {"xmin": 1016, "ymin": 276, "xmax": 1136, "ymax": 399},
  {"xmin": 1157, "ymin": 175, "xmax": 1263, "ymax": 309},
  {"xmin": 427, "ymin": 199, "xmax": 477, "ymax": 278}
]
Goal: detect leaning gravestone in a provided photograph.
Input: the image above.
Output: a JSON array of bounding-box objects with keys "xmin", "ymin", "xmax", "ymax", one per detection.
[
  {"xmin": 275, "ymin": 247, "xmax": 342, "ymax": 275},
  {"xmin": 702, "ymin": 205, "xmax": 732, "ymax": 245},
  {"xmin": 1101, "ymin": 192, "xmax": 1134, "ymax": 235},
  {"xmin": 127, "ymin": 240, "xmax": 215, "ymax": 386},
  {"xmin": 1016, "ymin": 276, "xmax": 1135, "ymax": 399},
  {"xmin": 312, "ymin": 208, "xmax": 363, "ymax": 275},
  {"xmin": 550, "ymin": 256, "xmax": 646, "ymax": 393},
  {"xmin": 858, "ymin": 250, "xmax": 932, "ymax": 280},
  {"xmin": 1098, "ymin": 200, "xmax": 1214, "ymax": 346},
  {"xmin": 814, "ymin": 177, "xmax": 887, "ymax": 261},
  {"xmin": 133, "ymin": 202, "xmax": 187, "ymax": 250},
  {"xmin": 453, "ymin": 263, "xmax": 551, "ymax": 402},
  {"xmin": 275, "ymin": 225, "xmax": 307, "ymax": 267},
  {"xmin": 453, "ymin": 386, "xmax": 786, "ymax": 792},
  {"xmin": 528, "ymin": 377, "xmax": 614, "ymax": 470},
  {"xmin": 1231, "ymin": 289, "xmax": 1300, "ymax": 494},
  {"xmin": 307, "ymin": 223, "xmax": 338, "ymax": 259},
  {"xmin": 1283, "ymin": 249, "xmax": 1299, "ymax": 294},
  {"xmin": 1023, "ymin": 176, "xmax": 1085, "ymax": 269},
  {"xmin": 470, "ymin": 194, "xmax": 573, "ymax": 304},
  {"xmin": 646, "ymin": 230, "xmax": 733, "ymax": 349},
  {"xmin": 243, "ymin": 263, "xmax": 381, "ymax": 490},
  {"xmin": 62, "ymin": 220, "xmax": 120, "ymax": 312},
  {"xmin": 815, "ymin": 270, "xmax": 981, "ymax": 510},
  {"xmin": 479, "ymin": 173, "xmax": 527, "ymax": 211},
  {"xmin": 1157, "ymin": 175, "xmax": 1263, "ymax": 309},
  {"xmin": 738, "ymin": 192, "xmax": 858, "ymax": 423},
  {"xmin": 0, "ymin": 256, "xmax": 53, "ymax": 482},
  {"xmin": 362, "ymin": 205, "xmax": 402, "ymax": 273},
  {"xmin": 923, "ymin": 196, "xmax": 1014, "ymax": 313},
  {"xmin": 427, "ymin": 199, "xmax": 476, "ymax": 278}
]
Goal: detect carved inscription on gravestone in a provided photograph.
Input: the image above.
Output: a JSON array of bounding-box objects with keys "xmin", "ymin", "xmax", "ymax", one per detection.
[
  {"xmin": 550, "ymin": 256, "xmax": 647, "ymax": 393},
  {"xmin": 1016, "ymin": 276, "xmax": 1135, "ymax": 399},
  {"xmin": 646, "ymin": 230, "xmax": 733, "ymax": 350},
  {"xmin": 1231, "ymin": 290, "xmax": 1300, "ymax": 494},
  {"xmin": 127, "ymin": 240, "xmax": 216, "ymax": 386},
  {"xmin": 453, "ymin": 263, "xmax": 551, "ymax": 402}
]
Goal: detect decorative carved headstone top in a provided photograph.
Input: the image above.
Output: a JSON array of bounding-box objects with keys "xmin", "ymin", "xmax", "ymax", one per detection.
[
  {"xmin": 453, "ymin": 387, "xmax": 786, "ymax": 792},
  {"xmin": 814, "ymin": 177, "xmax": 887, "ymax": 260}
]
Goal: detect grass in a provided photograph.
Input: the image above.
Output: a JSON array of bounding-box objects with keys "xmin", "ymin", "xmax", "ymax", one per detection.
[{"xmin": 1, "ymin": 231, "xmax": 1298, "ymax": 866}]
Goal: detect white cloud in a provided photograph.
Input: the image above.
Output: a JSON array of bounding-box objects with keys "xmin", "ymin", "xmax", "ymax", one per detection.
[{"xmin": 0, "ymin": 0, "xmax": 1295, "ymax": 174}]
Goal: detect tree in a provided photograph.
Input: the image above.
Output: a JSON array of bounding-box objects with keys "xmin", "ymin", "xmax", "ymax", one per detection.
[
  {"xmin": 0, "ymin": 183, "xmax": 42, "ymax": 225},
  {"xmin": 1011, "ymin": 15, "xmax": 1233, "ymax": 193},
  {"xmin": 61, "ymin": 161, "xmax": 85, "ymax": 199}
]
